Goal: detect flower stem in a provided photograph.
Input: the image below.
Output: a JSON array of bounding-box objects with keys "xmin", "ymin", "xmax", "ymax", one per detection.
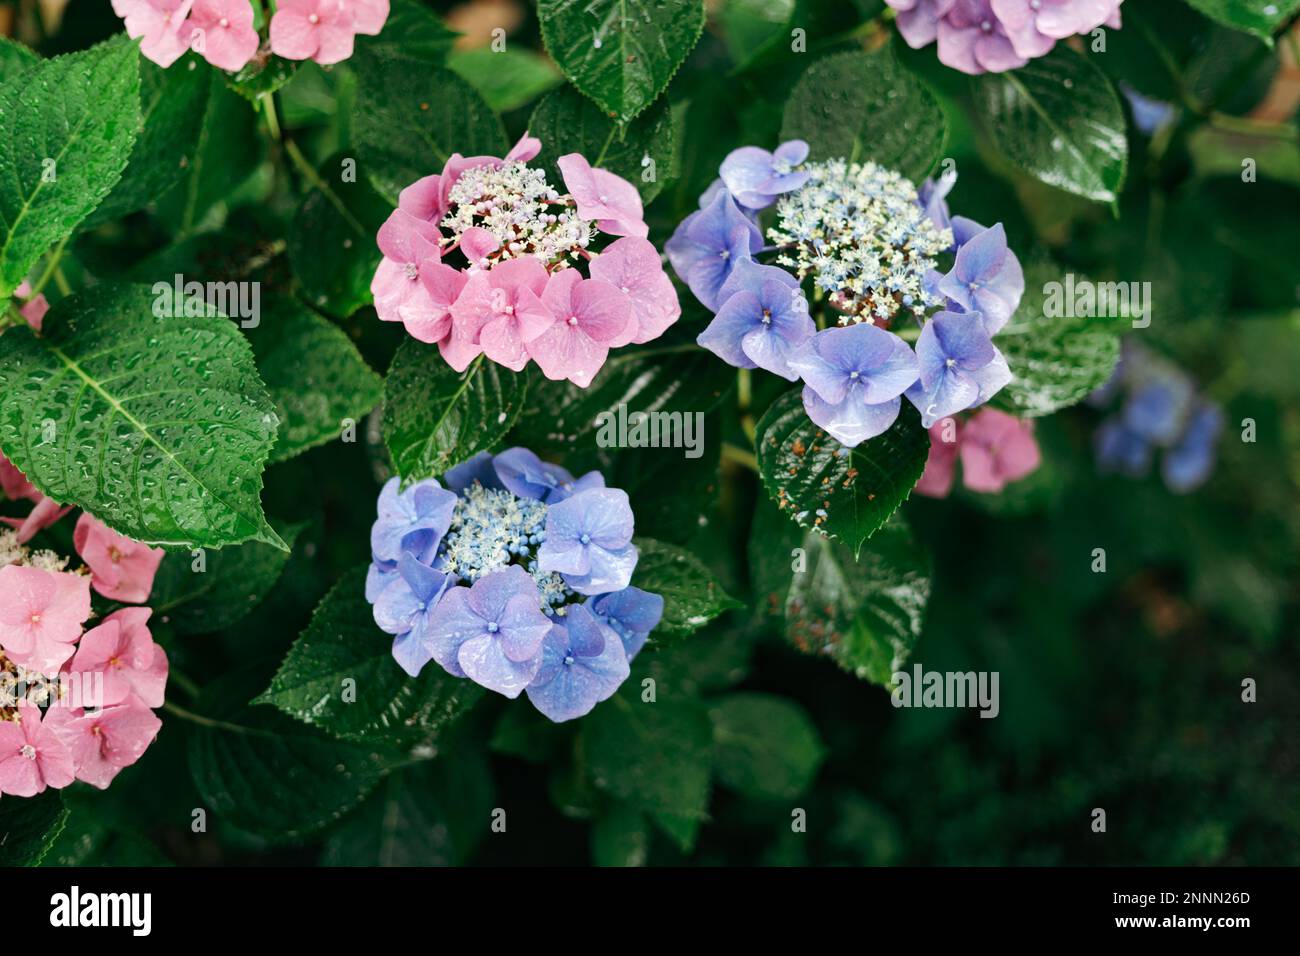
[
  {"xmin": 260, "ymin": 91, "xmax": 282, "ymax": 143},
  {"xmin": 162, "ymin": 700, "xmax": 258, "ymax": 736},
  {"xmin": 737, "ymin": 368, "xmax": 756, "ymax": 443},
  {"xmin": 31, "ymin": 235, "xmax": 70, "ymax": 296},
  {"xmin": 722, "ymin": 442, "xmax": 759, "ymax": 473}
]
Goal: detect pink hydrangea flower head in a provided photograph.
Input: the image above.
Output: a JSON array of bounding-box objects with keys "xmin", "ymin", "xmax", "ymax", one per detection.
[
  {"xmin": 0, "ymin": 565, "xmax": 91, "ymax": 677},
  {"xmin": 406, "ymin": 262, "xmax": 469, "ymax": 344},
  {"xmin": 270, "ymin": 0, "xmax": 358, "ymax": 65},
  {"xmin": 959, "ymin": 408, "xmax": 1041, "ymax": 492},
  {"xmin": 589, "ymin": 237, "xmax": 681, "ymax": 345},
  {"xmin": 524, "ymin": 270, "xmax": 633, "ymax": 387},
  {"xmin": 348, "ymin": 0, "xmax": 390, "ymax": 35},
  {"xmin": 0, "ymin": 451, "xmax": 37, "ymax": 501},
  {"xmin": 70, "ymin": 607, "xmax": 169, "ymax": 709},
  {"xmin": 187, "ymin": 0, "xmax": 259, "ymax": 72},
  {"xmin": 45, "ymin": 699, "xmax": 163, "ymax": 790},
  {"xmin": 557, "ymin": 154, "xmax": 648, "ymax": 238},
  {"xmin": 398, "ymin": 174, "xmax": 445, "ymax": 223},
  {"xmin": 73, "ymin": 513, "xmax": 165, "ymax": 604},
  {"xmin": 12, "ymin": 281, "xmax": 49, "ymax": 332},
  {"xmin": 938, "ymin": 0, "xmax": 1027, "ymax": 74},
  {"xmin": 371, "ymin": 210, "xmax": 443, "ymax": 330},
  {"xmin": 436, "ymin": 133, "xmax": 543, "ymax": 211},
  {"xmin": 0, "ymin": 703, "xmax": 75, "ymax": 797},
  {"xmin": 0, "ymin": 494, "xmax": 73, "ymax": 544},
  {"xmin": 914, "ymin": 419, "xmax": 961, "ymax": 498},
  {"xmin": 117, "ymin": 0, "xmax": 198, "ymax": 68},
  {"xmin": 450, "ymin": 257, "xmax": 553, "ymax": 372}
]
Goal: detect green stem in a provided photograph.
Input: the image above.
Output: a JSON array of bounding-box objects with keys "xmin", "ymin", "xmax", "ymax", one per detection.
[
  {"xmin": 30, "ymin": 235, "xmax": 70, "ymax": 296},
  {"xmin": 260, "ymin": 91, "xmax": 282, "ymax": 143},
  {"xmin": 722, "ymin": 442, "xmax": 759, "ymax": 473},
  {"xmin": 283, "ymin": 137, "xmax": 367, "ymax": 234},
  {"xmin": 737, "ymin": 368, "xmax": 756, "ymax": 443},
  {"xmin": 162, "ymin": 700, "xmax": 258, "ymax": 736}
]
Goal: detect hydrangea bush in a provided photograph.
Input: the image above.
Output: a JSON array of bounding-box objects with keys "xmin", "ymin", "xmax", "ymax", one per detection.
[{"xmin": 0, "ymin": 0, "xmax": 1295, "ymax": 868}]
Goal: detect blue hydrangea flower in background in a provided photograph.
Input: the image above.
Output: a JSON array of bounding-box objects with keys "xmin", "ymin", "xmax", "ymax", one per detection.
[
  {"xmin": 665, "ymin": 189, "xmax": 764, "ymax": 310},
  {"xmin": 1121, "ymin": 82, "xmax": 1177, "ymax": 136},
  {"xmin": 719, "ymin": 140, "xmax": 811, "ymax": 210},
  {"xmin": 1095, "ymin": 418, "xmax": 1154, "ymax": 478},
  {"xmin": 1121, "ymin": 378, "xmax": 1194, "ymax": 445},
  {"xmin": 697, "ymin": 259, "xmax": 815, "ymax": 380},
  {"xmin": 1162, "ymin": 403, "xmax": 1224, "ymax": 492},
  {"xmin": 905, "ymin": 312, "xmax": 1011, "ymax": 427},
  {"xmin": 365, "ymin": 449, "xmax": 661, "ymax": 720}
]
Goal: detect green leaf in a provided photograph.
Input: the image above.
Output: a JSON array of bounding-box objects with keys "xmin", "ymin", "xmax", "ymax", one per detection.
[
  {"xmin": 529, "ymin": 85, "xmax": 675, "ymax": 203},
  {"xmin": 0, "ymin": 790, "xmax": 68, "ymax": 866},
  {"xmin": 972, "ymin": 46, "xmax": 1127, "ymax": 204},
  {"xmin": 449, "ymin": 47, "xmax": 563, "ymax": 113},
  {"xmin": 354, "ymin": 52, "xmax": 506, "ymax": 204},
  {"xmin": 383, "ymin": 346, "xmax": 529, "ymax": 481},
  {"xmin": 90, "ymin": 54, "xmax": 210, "ymax": 224},
  {"xmin": 248, "ymin": 297, "xmax": 383, "ymax": 461},
  {"xmin": 257, "ymin": 567, "xmax": 482, "ymax": 745},
  {"xmin": 288, "ymin": 153, "xmax": 392, "ymax": 319},
  {"xmin": 631, "ymin": 537, "xmax": 742, "ymax": 636},
  {"xmin": 0, "ymin": 283, "xmax": 284, "ymax": 550},
  {"xmin": 354, "ymin": 0, "xmax": 459, "ymax": 63},
  {"xmin": 749, "ymin": 501, "xmax": 932, "ymax": 687},
  {"xmin": 0, "ymin": 37, "xmax": 39, "ymax": 80},
  {"xmin": 710, "ymin": 692, "xmax": 825, "ymax": 800},
  {"xmin": 226, "ymin": 56, "xmax": 299, "ymax": 102},
  {"xmin": 780, "ymin": 47, "xmax": 946, "ymax": 180},
  {"xmin": 591, "ymin": 801, "xmax": 650, "ymax": 866},
  {"xmin": 992, "ymin": 261, "xmax": 1123, "ymax": 417},
  {"xmin": 1183, "ymin": 0, "xmax": 1300, "ymax": 41},
  {"xmin": 149, "ymin": 523, "xmax": 303, "ymax": 634},
  {"xmin": 537, "ymin": 0, "xmax": 705, "ymax": 124},
  {"xmin": 0, "ymin": 35, "xmax": 140, "ymax": 298},
  {"xmin": 755, "ymin": 389, "xmax": 929, "ymax": 556}
]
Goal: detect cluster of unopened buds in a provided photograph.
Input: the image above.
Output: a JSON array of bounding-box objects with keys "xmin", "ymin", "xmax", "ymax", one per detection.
[
  {"xmin": 669, "ymin": 140, "xmax": 1024, "ymax": 447},
  {"xmin": 0, "ymin": 453, "xmax": 168, "ymax": 799},
  {"xmin": 371, "ymin": 133, "xmax": 680, "ymax": 387},
  {"xmin": 113, "ymin": 0, "xmax": 389, "ymax": 71},
  {"xmin": 365, "ymin": 448, "xmax": 663, "ymax": 722},
  {"xmin": 887, "ymin": 0, "xmax": 1124, "ymax": 75}
]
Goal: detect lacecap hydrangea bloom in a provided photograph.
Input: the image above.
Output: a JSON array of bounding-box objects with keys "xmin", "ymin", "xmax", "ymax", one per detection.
[
  {"xmin": 0, "ymin": 452, "xmax": 168, "ymax": 797},
  {"xmin": 1088, "ymin": 340, "xmax": 1223, "ymax": 493},
  {"xmin": 370, "ymin": 134, "xmax": 680, "ymax": 387},
  {"xmin": 669, "ymin": 143, "xmax": 1024, "ymax": 446},
  {"xmin": 887, "ymin": 0, "xmax": 1124, "ymax": 75},
  {"xmin": 365, "ymin": 449, "xmax": 663, "ymax": 722},
  {"xmin": 113, "ymin": 0, "xmax": 389, "ymax": 71}
]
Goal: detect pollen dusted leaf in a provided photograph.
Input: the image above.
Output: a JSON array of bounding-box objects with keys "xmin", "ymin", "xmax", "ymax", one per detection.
[
  {"xmin": 0, "ymin": 789, "xmax": 68, "ymax": 866},
  {"xmin": 972, "ymin": 46, "xmax": 1128, "ymax": 204},
  {"xmin": 537, "ymin": 0, "xmax": 706, "ymax": 124},
  {"xmin": 0, "ymin": 283, "xmax": 284, "ymax": 550},
  {"xmin": 256, "ymin": 567, "xmax": 483, "ymax": 745},
  {"xmin": 749, "ymin": 500, "xmax": 931, "ymax": 688},
  {"xmin": 991, "ymin": 261, "xmax": 1122, "ymax": 418},
  {"xmin": 0, "ymin": 34, "xmax": 140, "ymax": 298},
  {"xmin": 755, "ymin": 389, "xmax": 930, "ymax": 556},
  {"xmin": 709, "ymin": 692, "xmax": 825, "ymax": 801},
  {"xmin": 529, "ymin": 85, "xmax": 676, "ymax": 203},
  {"xmin": 780, "ymin": 46, "xmax": 946, "ymax": 181},
  {"xmin": 631, "ymin": 537, "xmax": 743, "ymax": 637},
  {"xmin": 247, "ymin": 297, "xmax": 384, "ymax": 462},
  {"xmin": 1183, "ymin": 0, "xmax": 1300, "ymax": 41},
  {"xmin": 383, "ymin": 343, "xmax": 529, "ymax": 481},
  {"xmin": 352, "ymin": 51, "xmax": 507, "ymax": 204}
]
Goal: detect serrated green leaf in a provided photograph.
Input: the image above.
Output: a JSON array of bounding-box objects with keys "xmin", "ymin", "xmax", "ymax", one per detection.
[
  {"xmin": 710, "ymin": 692, "xmax": 825, "ymax": 800},
  {"xmin": 0, "ymin": 790, "xmax": 68, "ymax": 866},
  {"xmin": 449, "ymin": 47, "xmax": 563, "ymax": 113},
  {"xmin": 591, "ymin": 801, "xmax": 650, "ymax": 866},
  {"xmin": 755, "ymin": 389, "xmax": 929, "ymax": 556},
  {"xmin": 749, "ymin": 501, "xmax": 931, "ymax": 687},
  {"xmin": 780, "ymin": 46, "xmax": 945, "ymax": 180},
  {"xmin": 1183, "ymin": 0, "xmax": 1300, "ymax": 41},
  {"xmin": 529, "ymin": 85, "xmax": 675, "ymax": 203},
  {"xmin": 631, "ymin": 537, "xmax": 742, "ymax": 636},
  {"xmin": 226, "ymin": 55, "xmax": 299, "ymax": 102},
  {"xmin": 0, "ymin": 35, "xmax": 140, "ymax": 297},
  {"xmin": 354, "ymin": 52, "xmax": 506, "ymax": 204},
  {"xmin": 972, "ymin": 47, "xmax": 1127, "ymax": 203},
  {"xmin": 538, "ymin": 0, "xmax": 705, "ymax": 124},
  {"xmin": 0, "ymin": 37, "xmax": 39, "ymax": 80},
  {"xmin": 383, "ymin": 346, "xmax": 528, "ymax": 481},
  {"xmin": 992, "ymin": 262, "xmax": 1123, "ymax": 417},
  {"xmin": 248, "ymin": 297, "xmax": 383, "ymax": 461},
  {"xmin": 257, "ymin": 567, "xmax": 482, "ymax": 744},
  {"xmin": 0, "ymin": 283, "xmax": 283, "ymax": 550}
]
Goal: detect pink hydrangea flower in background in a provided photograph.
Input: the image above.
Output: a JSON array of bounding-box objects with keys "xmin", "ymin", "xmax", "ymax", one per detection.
[
  {"xmin": 187, "ymin": 0, "xmax": 259, "ymax": 72},
  {"xmin": 557, "ymin": 154, "xmax": 648, "ymax": 238},
  {"xmin": 73, "ymin": 514, "xmax": 165, "ymax": 604},
  {"xmin": 270, "ymin": 0, "xmax": 359, "ymax": 65},
  {"xmin": 12, "ymin": 281, "xmax": 48, "ymax": 332},
  {"xmin": 0, "ymin": 565, "xmax": 92, "ymax": 677},
  {"xmin": 45, "ymin": 699, "xmax": 163, "ymax": 790},
  {"xmin": 915, "ymin": 420, "xmax": 961, "ymax": 497},
  {"xmin": 1, "ymin": 495, "xmax": 73, "ymax": 544},
  {"xmin": 959, "ymin": 408, "xmax": 1041, "ymax": 492},
  {"xmin": 350, "ymin": 0, "xmax": 390, "ymax": 34},
  {"xmin": 0, "ymin": 453, "xmax": 36, "ymax": 501},
  {"xmin": 115, "ymin": 0, "xmax": 196, "ymax": 69},
  {"xmin": 69, "ymin": 607, "xmax": 169, "ymax": 709},
  {"xmin": 524, "ymin": 270, "xmax": 633, "ymax": 387},
  {"xmin": 0, "ymin": 703, "xmax": 75, "ymax": 797}
]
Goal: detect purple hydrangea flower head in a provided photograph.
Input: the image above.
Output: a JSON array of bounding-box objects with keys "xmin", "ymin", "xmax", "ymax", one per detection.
[
  {"xmin": 493, "ymin": 446, "xmax": 604, "ymax": 503},
  {"xmin": 788, "ymin": 324, "xmax": 921, "ymax": 446},
  {"xmin": 1162, "ymin": 402, "xmax": 1223, "ymax": 493},
  {"xmin": 1095, "ymin": 417, "xmax": 1153, "ymax": 478},
  {"xmin": 917, "ymin": 165, "xmax": 958, "ymax": 233},
  {"xmin": 538, "ymin": 488, "xmax": 638, "ymax": 595},
  {"xmin": 443, "ymin": 451, "xmax": 505, "ymax": 493},
  {"xmin": 525, "ymin": 604, "xmax": 631, "ymax": 722},
  {"xmin": 665, "ymin": 189, "xmax": 764, "ymax": 310},
  {"xmin": 904, "ymin": 311, "xmax": 1011, "ymax": 426},
  {"xmin": 370, "ymin": 476, "xmax": 457, "ymax": 564},
  {"xmin": 936, "ymin": 223, "xmax": 1024, "ymax": 335},
  {"xmin": 719, "ymin": 140, "xmax": 811, "ymax": 211},
  {"xmin": 937, "ymin": 0, "xmax": 1027, "ymax": 74},
  {"xmin": 366, "ymin": 560, "xmax": 399, "ymax": 604},
  {"xmin": 423, "ymin": 565, "xmax": 552, "ymax": 697},
  {"xmin": 697, "ymin": 259, "xmax": 815, "ymax": 381},
  {"xmin": 892, "ymin": 0, "xmax": 958, "ymax": 48},
  {"xmin": 587, "ymin": 586, "xmax": 664, "ymax": 660},
  {"xmin": 993, "ymin": 0, "xmax": 1123, "ymax": 59},
  {"xmin": 375, "ymin": 553, "xmax": 457, "ymax": 677}
]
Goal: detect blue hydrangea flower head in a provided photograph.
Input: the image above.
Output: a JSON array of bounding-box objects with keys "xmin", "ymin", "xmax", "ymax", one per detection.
[
  {"xmin": 538, "ymin": 488, "xmax": 637, "ymax": 595},
  {"xmin": 1121, "ymin": 83, "xmax": 1177, "ymax": 136},
  {"xmin": 492, "ymin": 446, "xmax": 604, "ymax": 503},
  {"xmin": 788, "ymin": 324, "xmax": 919, "ymax": 446},
  {"xmin": 443, "ymin": 451, "xmax": 505, "ymax": 493},
  {"xmin": 374, "ymin": 553, "xmax": 457, "ymax": 677},
  {"xmin": 1122, "ymin": 378, "xmax": 1194, "ymax": 446},
  {"xmin": 719, "ymin": 140, "xmax": 811, "ymax": 210},
  {"xmin": 525, "ymin": 604, "xmax": 631, "ymax": 722},
  {"xmin": 369, "ymin": 476, "xmax": 457, "ymax": 564},
  {"xmin": 917, "ymin": 165, "xmax": 957, "ymax": 233},
  {"xmin": 936, "ymin": 223, "xmax": 1025, "ymax": 334},
  {"xmin": 665, "ymin": 189, "xmax": 764, "ymax": 310},
  {"xmin": 697, "ymin": 259, "xmax": 815, "ymax": 381},
  {"xmin": 1162, "ymin": 402, "xmax": 1223, "ymax": 493},
  {"xmin": 1095, "ymin": 417, "xmax": 1154, "ymax": 478},
  {"xmin": 905, "ymin": 311, "xmax": 1010, "ymax": 427},
  {"xmin": 587, "ymin": 586, "xmax": 664, "ymax": 660}
]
